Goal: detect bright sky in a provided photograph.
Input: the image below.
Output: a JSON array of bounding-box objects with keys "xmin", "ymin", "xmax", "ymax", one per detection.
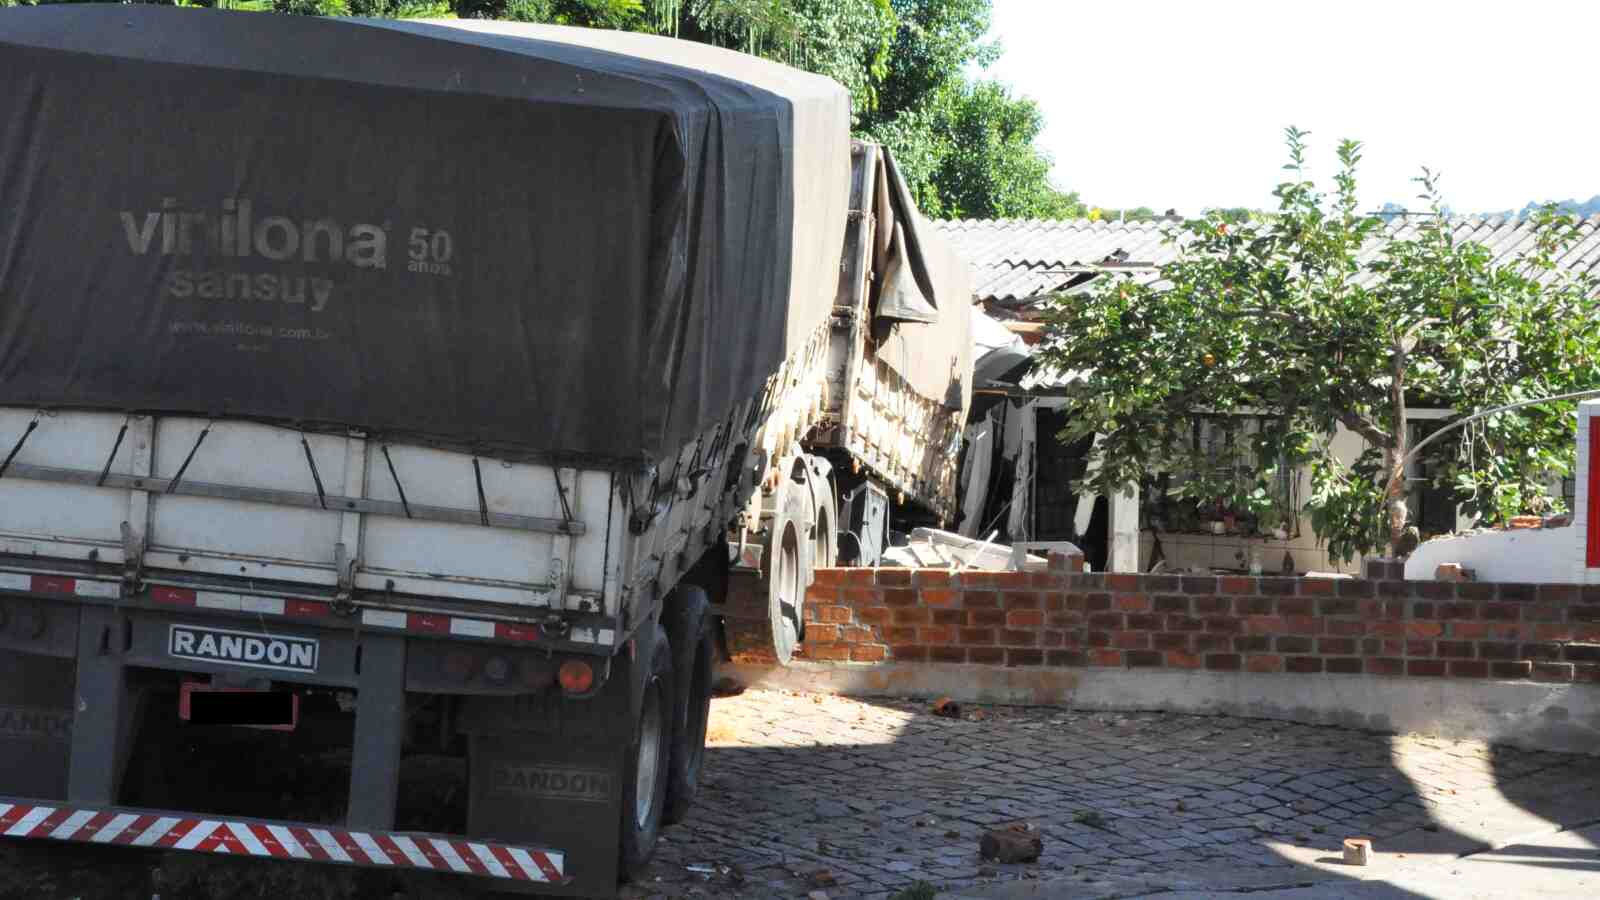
[{"xmin": 984, "ymin": 1, "xmax": 1599, "ymax": 215}]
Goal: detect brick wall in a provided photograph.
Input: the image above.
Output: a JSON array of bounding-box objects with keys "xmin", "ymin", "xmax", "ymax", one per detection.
[{"xmin": 797, "ymin": 557, "xmax": 1600, "ymax": 683}]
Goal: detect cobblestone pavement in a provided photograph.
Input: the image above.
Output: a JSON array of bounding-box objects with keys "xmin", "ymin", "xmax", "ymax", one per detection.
[{"xmin": 633, "ymin": 689, "xmax": 1600, "ymax": 900}]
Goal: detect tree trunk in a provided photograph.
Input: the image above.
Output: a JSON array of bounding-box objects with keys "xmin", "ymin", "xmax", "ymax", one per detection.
[{"xmin": 1384, "ymin": 342, "xmax": 1409, "ymax": 555}]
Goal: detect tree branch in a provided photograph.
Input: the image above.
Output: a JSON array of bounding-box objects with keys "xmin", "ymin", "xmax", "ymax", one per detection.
[{"xmin": 1338, "ymin": 412, "xmax": 1391, "ymax": 448}]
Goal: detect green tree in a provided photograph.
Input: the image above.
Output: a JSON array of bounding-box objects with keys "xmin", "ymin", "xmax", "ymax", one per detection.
[
  {"xmin": 1038, "ymin": 128, "xmax": 1600, "ymax": 561},
  {"xmin": 927, "ymin": 80, "xmax": 1081, "ymax": 219}
]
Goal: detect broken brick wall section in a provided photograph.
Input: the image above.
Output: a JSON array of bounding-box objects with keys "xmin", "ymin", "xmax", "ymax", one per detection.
[{"xmin": 794, "ymin": 557, "xmax": 1600, "ymax": 683}]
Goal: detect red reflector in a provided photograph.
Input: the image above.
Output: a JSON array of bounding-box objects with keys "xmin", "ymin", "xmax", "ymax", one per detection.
[
  {"xmin": 151, "ymin": 586, "xmax": 197, "ymax": 606},
  {"xmin": 558, "ymin": 660, "xmax": 594, "ymax": 694},
  {"xmin": 30, "ymin": 576, "xmax": 75, "ymax": 595},
  {"xmin": 494, "ymin": 622, "xmax": 541, "ymax": 642},
  {"xmin": 286, "ymin": 600, "xmax": 332, "ymax": 618},
  {"xmin": 407, "ymin": 613, "xmax": 450, "ymax": 634}
]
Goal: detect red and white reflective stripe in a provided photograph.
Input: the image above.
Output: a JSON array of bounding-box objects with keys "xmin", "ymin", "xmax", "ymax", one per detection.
[
  {"xmin": 148, "ymin": 585, "xmax": 549, "ymax": 644},
  {"xmin": 0, "ymin": 573, "xmax": 119, "ymax": 599},
  {"xmin": 0, "ymin": 802, "xmax": 563, "ymax": 882}
]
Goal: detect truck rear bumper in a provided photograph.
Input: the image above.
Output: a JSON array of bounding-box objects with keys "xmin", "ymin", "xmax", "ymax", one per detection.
[{"xmin": 0, "ymin": 797, "xmax": 570, "ymax": 885}]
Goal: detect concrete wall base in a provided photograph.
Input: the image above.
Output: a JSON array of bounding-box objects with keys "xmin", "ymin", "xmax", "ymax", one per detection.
[{"xmin": 721, "ymin": 662, "xmax": 1600, "ymax": 756}]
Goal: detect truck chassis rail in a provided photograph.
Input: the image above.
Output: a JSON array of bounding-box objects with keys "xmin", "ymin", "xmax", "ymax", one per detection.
[{"xmin": 0, "ymin": 798, "xmax": 569, "ymax": 884}]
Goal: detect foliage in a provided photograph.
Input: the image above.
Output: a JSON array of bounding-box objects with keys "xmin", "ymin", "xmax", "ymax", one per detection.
[
  {"xmin": 273, "ymin": 0, "xmax": 348, "ymax": 14},
  {"xmin": 1039, "ymin": 128, "xmax": 1600, "ymax": 560}
]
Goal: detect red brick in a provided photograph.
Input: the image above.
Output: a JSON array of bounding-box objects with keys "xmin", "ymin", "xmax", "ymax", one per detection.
[
  {"xmin": 857, "ymin": 607, "xmax": 892, "ymax": 626},
  {"xmin": 1276, "ymin": 636, "xmax": 1312, "ymax": 653},
  {"xmin": 1088, "ymin": 649, "xmax": 1124, "ymax": 667},
  {"xmin": 963, "ymin": 591, "xmax": 1000, "ymax": 609},
  {"xmin": 1259, "ymin": 578, "xmax": 1296, "ymax": 596},
  {"xmin": 1220, "ymin": 576, "xmax": 1257, "ymax": 595},
  {"xmin": 1480, "ymin": 603, "xmax": 1519, "ymax": 622},
  {"xmin": 1439, "ymin": 602, "xmax": 1478, "ymax": 620},
  {"xmin": 840, "ymin": 625, "xmax": 876, "ymax": 643},
  {"xmin": 1245, "ymin": 615, "xmax": 1287, "ymax": 634},
  {"xmin": 1237, "ymin": 597, "xmax": 1274, "ymax": 616},
  {"xmin": 1338, "ymin": 580, "xmax": 1375, "ymax": 598},
  {"xmin": 1181, "ymin": 576, "xmax": 1218, "ymax": 595},
  {"xmin": 1405, "ymin": 640, "xmax": 1434, "ymax": 656},
  {"xmin": 1106, "ymin": 573, "xmax": 1141, "ymax": 591},
  {"xmin": 1450, "ymin": 622, "xmax": 1489, "ymax": 639},
  {"xmin": 999, "ymin": 629, "xmax": 1038, "ymax": 646},
  {"xmin": 1030, "ymin": 571, "xmax": 1065, "ymax": 588},
  {"xmin": 967, "ymin": 646, "xmax": 1004, "ymax": 664},
  {"xmin": 1043, "ymin": 593, "xmax": 1066, "ymax": 612},
  {"xmin": 1166, "ymin": 651, "xmax": 1203, "ymax": 669},
  {"xmin": 1407, "ymin": 659, "xmax": 1447, "ymax": 677},
  {"xmin": 1448, "ymin": 659, "xmax": 1488, "ymax": 678},
  {"xmin": 1300, "ymin": 578, "xmax": 1336, "ymax": 595},
  {"xmin": 806, "ymin": 624, "xmax": 841, "ymax": 643},
  {"xmin": 1153, "ymin": 632, "xmax": 1190, "ymax": 651},
  {"xmin": 1574, "ymin": 606, "xmax": 1600, "ymax": 623},
  {"xmin": 1089, "ymin": 612, "xmax": 1124, "ymax": 629},
  {"xmin": 1047, "ymin": 650, "xmax": 1087, "ymax": 667},
  {"xmin": 1326, "ymin": 657, "xmax": 1362, "ymax": 674},
  {"xmin": 1328, "ymin": 619, "xmax": 1366, "ymax": 637},
  {"xmin": 1006, "ymin": 610, "xmax": 1045, "ymax": 628},
  {"xmin": 841, "ymin": 587, "xmax": 879, "ymax": 607},
  {"xmin": 1045, "ymin": 612, "xmax": 1082, "ymax": 629},
  {"xmin": 1371, "ymin": 621, "xmax": 1406, "ymax": 637},
  {"xmin": 1193, "ymin": 634, "xmax": 1232, "ymax": 652},
  {"xmin": 1205, "ymin": 616, "xmax": 1243, "ymax": 634},
  {"xmin": 928, "ymin": 646, "xmax": 967, "ymax": 664},
  {"xmin": 1412, "ymin": 602, "xmax": 1437, "ymax": 619},
  {"xmin": 1366, "ymin": 657, "xmax": 1405, "ymax": 676},
  {"xmin": 1318, "ymin": 637, "xmax": 1357, "ymax": 655},
  {"xmin": 1113, "ymin": 631, "xmax": 1151, "ymax": 650},
  {"xmin": 1004, "ymin": 592, "xmax": 1041, "ymax": 610},
  {"xmin": 1246, "ymin": 654, "xmax": 1283, "ymax": 673},
  {"xmin": 1086, "ymin": 631, "xmax": 1111, "ymax": 647},
  {"xmin": 1414, "ymin": 582, "xmax": 1454, "ymax": 600},
  {"xmin": 1153, "ymin": 595, "xmax": 1189, "ymax": 613},
  {"xmin": 1275, "ymin": 596, "xmax": 1313, "ymax": 615},
  {"xmin": 1285, "ymin": 656, "xmax": 1324, "ymax": 673},
  {"xmin": 849, "ymin": 643, "xmax": 888, "ymax": 662},
  {"xmin": 876, "ymin": 625, "xmax": 912, "ymax": 644},
  {"xmin": 1125, "ymin": 613, "xmax": 1163, "ymax": 631},
  {"xmin": 1477, "ymin": 642, "xmax": 1519, "ymax": 660},
  {"xmin": 1194, "ymin": 596, "xmax": 1232, "ymax": 615},
  {"xmin": 1167, "ymin": 615, "xmax": 1203, "ymax": 632},
  {"xmin": 1574, "ymin": 664, "xmax": 1600, "ymax": 683},
  {"xmin": 1318, "ymin": 598, "xmax": 1358, "ymax": 616},
  {"xmin": 1007, "ymin": 648, "xmax": 1044, "ymax": 667},
  {"xmin": 1142, "ymin": 575, "xmax": 1181, "ymax": 592},
  {"xmin": 817, "ymin": 605, "xmax": 853, "ymax": 624},
  {"xmin": 1436, "ymin": 640, "xmax": 1474, "ymax": 658},
  {"xmin": 892, "ymin": 607, "xmax": 931, "ymax": 626},
  {"xmin": 1233, "ymin": 635, "xmax": 1270, "ymax": 652},
  {"xmin": 1040, "ymin": 630, "xmax": 1066, "ymax": 648},
  {"xmin": 969, "ymin": 608, "xmax": 1006, "ymax": 626},
  {"xmin": 921, "ymin": 625, "xmax": 957, "ymax": 645},
  {"xmin": 879, "ymin": 589, "xmax": 915, "ymax": 608},
  {"xmin": 921, "ymin": 589, "xmax": 960, "ymax": 608},
  {"xmin": 1457, "ymin": 583, "xmax": 1495, "ymax": 602},
  {"xmin": 806, "ymin": 584, "xmax": 840, "ymax": 606},
  {"xmin": 1532, "ymin": 662, "xmax": 1574, "ymax": 682},
  {"xmin": 875, "ymin": 569, "xmax": 911, "ymax": 586},
  {"xmin": 1406, "ymin": 621, "xmax": 1443, "ymax": 638},
  {"xmin": 1126, "ymin": 650, "xmax": 1163, "ymax": 667},
  {"xmin": 960, "ymin": 627, "xmax": 995, "ymax": 645},
  {"xmin": 1490, "ymin": 661, "xmax": 1532, "ymax": 679},
  {"xmin": 912, "ymin": 569, "xmax": 953, "ymax": 588},
  {"xmin": 931, "ymin": 608, "xmax": 964, "ymax": 626},
  {"xmin": 1497, "ymin": 583, "xmax": 1536, "ymax": 603},
  {"xmin": 1285, "ymin": 616, "xmax": 1325, "ymax": 634},
  {"xmin": 1205, "ymin": 653, "xmax": 1241, "ymax": 671},
  {"xmin": 807, "ymin": 643, "xmax": 850, "ymax": 661},
  {"xmin": 1115, "ymin": 593, "xmax": 1151, "ymax": 611},
  {"xmin": 1084, "ymin": 593, "xmax": 1113, "ymax": 611},
  {"xmin": 1539, "ymin": 584, "xmax": 1580, "ymax": 604},
  {"xmin": 813, "ymin": 569, "xmax": 851, "ymax": 588}
]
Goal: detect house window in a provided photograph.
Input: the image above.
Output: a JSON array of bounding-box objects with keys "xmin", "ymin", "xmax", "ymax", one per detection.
[{"xmin": 1144, "ymin": 414, "xmax": 1296, "ymax": 535}]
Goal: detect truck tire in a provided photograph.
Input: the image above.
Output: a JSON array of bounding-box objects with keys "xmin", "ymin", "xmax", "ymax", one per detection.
[
  {"xmin": 619, "ymin": 623, "xmax": 673, "ymax": 883},
  {"xmin": 662, "ymin": 586, "xmax": 715, "ymax": 825},
  {"xmin": 722, "ymin": 460, "xmax": 814, "ymax": 665},
  {"xmin": 806, "ymin": 454, "xmax": 838, "ymax": 569}
]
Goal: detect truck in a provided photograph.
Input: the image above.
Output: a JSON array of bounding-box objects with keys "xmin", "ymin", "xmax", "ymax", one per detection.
[{"xmin": 0, "ymin": 8, "xmax": 971, "ymax": 896}]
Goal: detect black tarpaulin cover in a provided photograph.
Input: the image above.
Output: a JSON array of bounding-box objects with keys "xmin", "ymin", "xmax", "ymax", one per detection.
[{"xmin": 0, "ymin": 8, "xmax": 850, "ymax": 465}]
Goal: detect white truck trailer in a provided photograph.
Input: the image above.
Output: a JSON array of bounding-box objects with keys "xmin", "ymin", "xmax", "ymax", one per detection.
[{"xmin": 0, "ymin": 8, "xmax": 970, "ymax": 895}]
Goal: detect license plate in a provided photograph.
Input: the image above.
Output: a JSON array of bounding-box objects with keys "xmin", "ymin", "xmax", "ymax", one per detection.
[{"xmin": 179, "ymin": 682, "xmax": 298, "ymax": 731}]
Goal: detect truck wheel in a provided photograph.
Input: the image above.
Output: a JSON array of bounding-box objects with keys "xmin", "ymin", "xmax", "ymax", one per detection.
[
  {"xmin": 663, "ymin": 591, "xmax": 715, "ymax": 825},
  {"xmin": 806, "ymin": 455, "xmax": 838, "ymax": 569},
  {"xmin": 619, "ymin": 624, "xmax": 673, "ymax": 882},
  {"xmin": 723, "ymin": 458, "xmax": 815, "ymax": 666}
]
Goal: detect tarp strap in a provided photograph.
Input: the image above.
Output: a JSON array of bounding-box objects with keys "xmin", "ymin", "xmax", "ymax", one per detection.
[
  {"xmin": 0, "ymin": 419, "xmax": 39, "ymax": 481},
  {"xmin": 381, "ymin": 445, "xmax": 413, "ymax": 519},
  {"xmin": 166, "ymin": 425, "xmax": 210, "ymax": 494},
  {"xmin": 97, "ymin": 419, "xmax": 129, "ymax": 488},
  {"xmin": 473, "ymin": 457, "xmax": 490, "ymax": 527},
  {"xmin": 301, "ymin": 435, "xmax": 329, "ymax": 510}
]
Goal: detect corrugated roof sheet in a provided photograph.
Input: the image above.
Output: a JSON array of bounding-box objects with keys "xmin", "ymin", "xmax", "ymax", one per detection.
[{"xmin": 935, "ymin": 215, "xmax": 1600, "ymax": 304}]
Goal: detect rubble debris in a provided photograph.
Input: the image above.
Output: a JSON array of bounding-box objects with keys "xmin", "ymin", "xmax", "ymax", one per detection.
[
  {"xmin": 930, "ymin": 697, "xmax": 962, "ymax": 719},
  {"xmin": 807, "ymin": 891, "xmax": 831, "ymax": 900},
  {"xmin": 1435, "ymin": 563, "xmax": 1475, "ymax": 582},
  {"xmin": 1343, "ymin": 837, "xmax": 1373, "ymax": 866},
  {"xmin": 711, "ymin": 676, "xmax": 745, "ymax": 697},
  {"xmin": 980, "ymin": 822, "xmax": 1043, "ymax": 863},
  {"xmin": 879, "ymin": 527, "xmax": 1056, "ymax": 571},
  {"xmin": 809, "ymin": 868, "xmax": 837, "ymax": 887}
]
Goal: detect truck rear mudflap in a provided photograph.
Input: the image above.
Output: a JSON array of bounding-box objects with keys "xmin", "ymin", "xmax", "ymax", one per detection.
[{"xmin": 0, "ymin": 799, "xmax": 570, "ymax": 885}]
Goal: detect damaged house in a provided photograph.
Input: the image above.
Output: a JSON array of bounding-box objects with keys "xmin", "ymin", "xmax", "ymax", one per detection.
[{"xmin": 936, "ymin": 215, "xmax": 1600, "ymax": 575}]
